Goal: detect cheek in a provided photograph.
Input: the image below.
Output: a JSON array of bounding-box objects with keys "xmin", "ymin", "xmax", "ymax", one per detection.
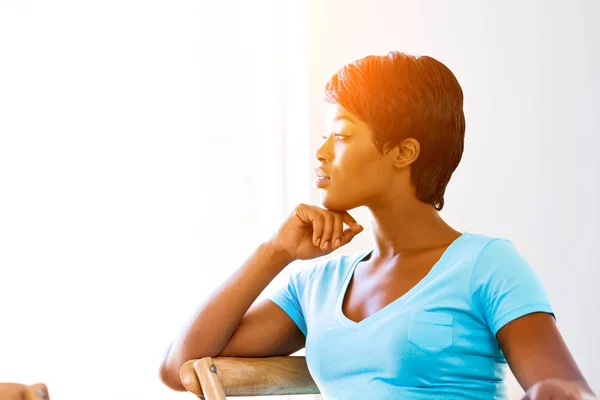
[
  {"xmin": 334, "ymin": 147, "xmax": 370, "ymax": 176},
  {"xmin": 326, "ymin": 153, "xmax": 385, "ymax": 205},
  {"xmin": 335, "ymin": 149, "xmax": 383, "ymax": 186}
]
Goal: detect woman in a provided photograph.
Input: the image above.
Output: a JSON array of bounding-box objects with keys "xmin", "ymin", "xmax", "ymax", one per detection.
[{"xmin": 159, "ymin": 51, "xmax": 595, "ymax": 399}]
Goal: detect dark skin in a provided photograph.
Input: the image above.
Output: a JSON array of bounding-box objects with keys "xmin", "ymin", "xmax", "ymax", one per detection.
[
  {"xmin": 342, "ymin": 240, "xmax": 461, "ymax": 324},
  {"xmin": 498, "ymin": 313, "xmax": 594, "ymax": 399},
  {"xmin": 317, "ymin": 103, "xmax": 595, "ymax": 399}
]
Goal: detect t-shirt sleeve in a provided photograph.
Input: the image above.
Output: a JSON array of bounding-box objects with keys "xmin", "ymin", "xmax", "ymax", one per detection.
[
  {"xmin": 267, "ymin": 268, "xmax": 309, "ymax": 337},
  {"xmin": 470, "ymin": 238, "xmax": 555, "ymax": 337}
]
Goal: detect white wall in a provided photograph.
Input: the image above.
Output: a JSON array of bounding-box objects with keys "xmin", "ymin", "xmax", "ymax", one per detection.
[
  {"xmin": 2, "ymin": 1, "xmax": 598, "ymax": 398},
  {"xmin": 0, "ymin": 1, "xmax": 293, "ymax": 399},
  {"xmin": 305, "ymin": 0, "xmax": 600, "ymax": 398}
]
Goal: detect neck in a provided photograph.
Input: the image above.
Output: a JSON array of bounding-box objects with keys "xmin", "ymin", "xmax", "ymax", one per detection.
[{"xmin": 366, "ymin": 198, "xmax": 460, "ymax": 260}]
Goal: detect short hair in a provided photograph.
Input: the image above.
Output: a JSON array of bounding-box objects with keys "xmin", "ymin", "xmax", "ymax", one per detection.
[{"xmin": 324, "ymin": 51, "xmax": 465, "ymax": 211}]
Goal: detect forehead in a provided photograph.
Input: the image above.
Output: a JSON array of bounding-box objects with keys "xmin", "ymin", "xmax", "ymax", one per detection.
[{"xmin": 326, "ymin": 103, "xmax": 360, "ymax": 126}]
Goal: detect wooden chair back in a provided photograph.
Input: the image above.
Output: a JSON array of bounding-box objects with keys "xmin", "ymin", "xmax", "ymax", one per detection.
[{"xmin": 180, "ymin": 356, "xmax": 319, "ymax": 399}]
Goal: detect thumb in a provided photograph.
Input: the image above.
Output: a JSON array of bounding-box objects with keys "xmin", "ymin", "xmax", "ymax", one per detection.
[{"xmin": 339, "ymin": 225, "xmax": 363, "ymax": 246}]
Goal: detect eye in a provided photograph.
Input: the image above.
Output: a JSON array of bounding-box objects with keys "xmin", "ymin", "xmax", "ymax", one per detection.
[{"xmin": 320, "ymin": 133, "xmax": 347, "ymax": 141}]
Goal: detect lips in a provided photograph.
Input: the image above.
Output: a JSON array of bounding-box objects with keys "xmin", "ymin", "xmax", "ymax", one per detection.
[
  {"xmin": 314, "ymin": 168, "xmax": 331, "ymax": 188},
  {"xmin": 314, "ymin": 168, "xmax": 330, "ymax": 179}
]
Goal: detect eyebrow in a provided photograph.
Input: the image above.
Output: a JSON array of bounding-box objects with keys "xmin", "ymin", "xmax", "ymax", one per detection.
[{"xmin": 334, "ymin": 115, "xmax": 357, "ymax": 124}]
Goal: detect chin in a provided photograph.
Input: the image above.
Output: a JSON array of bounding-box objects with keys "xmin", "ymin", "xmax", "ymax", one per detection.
[{"xmin": 320, "ymin": 191, "xmax": 359, "ymax": 212}]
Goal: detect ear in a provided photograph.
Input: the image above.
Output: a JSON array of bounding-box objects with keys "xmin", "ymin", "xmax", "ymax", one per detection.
[{"xmin": 392, "ymin": 138, "xmax": 420, "ymax": 169}]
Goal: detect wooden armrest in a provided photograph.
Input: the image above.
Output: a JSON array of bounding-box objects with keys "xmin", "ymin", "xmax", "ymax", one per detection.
[
  {"xmin": 0, "ymin": 383, "xmax": 50, "ymax": 400},
  {"xmin": 180, "ymin": 356, "xmax": 319, "ymax": 397}
]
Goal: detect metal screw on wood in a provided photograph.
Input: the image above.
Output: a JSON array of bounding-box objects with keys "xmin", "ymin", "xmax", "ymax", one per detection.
[
  {"xmin": 210, "ymin": 364, "xmax": 217, "ymax": 373},
  {"xmin": 38, "ymin": 388, "xmax": 49, "ymax": 399}
]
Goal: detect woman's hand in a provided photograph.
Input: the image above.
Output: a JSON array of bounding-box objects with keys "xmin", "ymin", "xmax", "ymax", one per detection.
[
  {"xmin": 522, "ymin": 379, "xmax": 596, "ymax": 400},
  {"xmin": 268, "ymin": 203, "xmax": 364, "ymax": 261}
]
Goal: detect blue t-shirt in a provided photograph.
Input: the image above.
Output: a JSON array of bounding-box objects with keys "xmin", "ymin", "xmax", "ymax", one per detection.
[{"xmin": 267, "ymin": 232, "xmax": 554, "ymax": 399}]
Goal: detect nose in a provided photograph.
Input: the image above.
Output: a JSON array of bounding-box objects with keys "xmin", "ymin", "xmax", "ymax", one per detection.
[{"xmin": 316, "ymin": 137, "xmax": 332, "ymax": 164}]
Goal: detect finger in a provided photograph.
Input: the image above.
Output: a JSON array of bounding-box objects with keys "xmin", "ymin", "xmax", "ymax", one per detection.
[
  {"xmin": 331, "ymin": 212, "xmax": 344, "ymax": 249},
  {"xmin": 526, "ymin": 384, "xmax": 550, "ymax": 400},
  {"xmin": 339, "ymin": 225, "xmax": 363, "ymax": 246},
  {"xmin": 296, "ymin": 205, "xmax": 324, "ymax": 247},
  {"xmin": 319, "ymin": 211, "xmax": 334, "ymax": 250},
  {"xmin": 341, "ymin": 211, "xmax": 362, "ymax": 232},
  {"xmin": 310, "ymin": 212, "xmax": 325, "ymax": 247}
]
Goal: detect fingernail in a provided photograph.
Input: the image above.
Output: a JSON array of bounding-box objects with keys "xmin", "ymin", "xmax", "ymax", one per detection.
[
  {"xmin": 335, "ymin": 239, "xmax": 340, "ymax": 248},
  {"xmin": 323, "ymin": 241, "xmax": 329, "ymax": 250},
  {"xmin": 316, "ymin": 238, "xmax": 320, "ymax": 246}
]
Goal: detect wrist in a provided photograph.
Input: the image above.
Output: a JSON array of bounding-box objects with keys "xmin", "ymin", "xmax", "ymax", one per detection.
[{"xmin": 260, "ymin": 241, "xmax": 295, "ymax": 268}]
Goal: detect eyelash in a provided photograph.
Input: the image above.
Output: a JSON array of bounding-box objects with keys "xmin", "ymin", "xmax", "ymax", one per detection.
[{"xmin": 321, "ymin": 134, "xmax": 346, "ymax": 142}]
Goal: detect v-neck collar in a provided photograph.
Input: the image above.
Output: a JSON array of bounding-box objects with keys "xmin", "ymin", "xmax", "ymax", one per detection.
[{"xmin": 335, "ymin": 232, "xmax": 468, "ymax": 331}]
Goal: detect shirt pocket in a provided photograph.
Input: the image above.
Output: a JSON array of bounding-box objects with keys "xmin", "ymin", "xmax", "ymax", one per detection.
[{"xmin": 408, "ymin": 311, "xmax": 454, "ymax": 355}]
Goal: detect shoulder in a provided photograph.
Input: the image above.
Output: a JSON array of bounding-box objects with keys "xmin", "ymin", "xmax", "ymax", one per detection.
[
  {"xmin": 467, "ymin": 232, "xmax": 527, "ymax": 266},
  {"xmin": 462, "ymin": 232, "xmax": 537, "ymax": 287},
  {"xmin": 461, "ymin": 231, "xmax": 522, "ymax": 263},
  {"xmin": 466, "ymin": 232, "xmax": 545, "ymax": 292}
]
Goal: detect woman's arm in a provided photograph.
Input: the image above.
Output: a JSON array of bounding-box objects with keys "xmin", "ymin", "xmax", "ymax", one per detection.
[
  {"xmin": 159, "ymin": 242, "xmax": 294, "ymax": 391},
  {"xmin": 497, "ymin": 312, "xmax": 596, "ymax": 399}
]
